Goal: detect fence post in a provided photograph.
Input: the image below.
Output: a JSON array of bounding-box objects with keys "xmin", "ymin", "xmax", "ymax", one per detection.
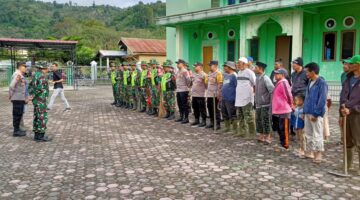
[
  {"xmin": 7, "ymin": 65, "xmax": 12, "ymax": 85},
  {"xmin": 67, "ymin": 67, "xmax": 73, "ymax": 86}
]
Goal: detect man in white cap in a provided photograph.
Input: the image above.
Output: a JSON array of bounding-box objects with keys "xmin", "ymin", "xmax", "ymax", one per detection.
[{"xmin": 235, "ymin": 57, "xmax": 256, "ymax": 138}]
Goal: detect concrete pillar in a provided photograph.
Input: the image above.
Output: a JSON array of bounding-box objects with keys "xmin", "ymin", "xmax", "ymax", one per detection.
[
  {"xmin": 99, "ymin": 56, "xmax": 102, "ymax": 68},
  {"xmin": 106, "ymin": 57, "xmax": 110, "ymax": 70},
  {"xmin": 239, "ymin": 16, "xmax": 247, "ymax": 57},
  {"xmin": 176, "ymin": 25, "xmax": 183, "ymax": 59},
  {"xmin": 291, "ymin": 10, "xmax": 304, "ymax": 62}
]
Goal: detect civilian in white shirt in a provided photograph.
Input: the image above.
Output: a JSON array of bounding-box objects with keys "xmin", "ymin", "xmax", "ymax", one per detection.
[{"xmin": 235, "ymin": 57, "xmax": 257, "ymax": 138}]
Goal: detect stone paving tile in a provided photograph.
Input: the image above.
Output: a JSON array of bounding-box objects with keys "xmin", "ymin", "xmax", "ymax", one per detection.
[{"xmin": 0, "ymin": 86, "xmax": 359, "ymax": 200}]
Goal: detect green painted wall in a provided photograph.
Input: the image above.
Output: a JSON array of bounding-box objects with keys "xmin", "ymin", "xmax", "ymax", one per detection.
[
  {"xmin": 165, "ymin": 1, "xmax": 360, "ymax": 81},
  {"xmin": 257, "ymin": 19, "xmax": 283, "ymax": 75},
  {"xmin": 166, "ymin": 0, "xmax": 211, "ymax": 16},
  {"xmin": 303, "ymin": 2, "xmax": 360, "ymax": 82},
  {"xmin": 166, "ymin": 27, "xmax": 177, "ymax": 63}
]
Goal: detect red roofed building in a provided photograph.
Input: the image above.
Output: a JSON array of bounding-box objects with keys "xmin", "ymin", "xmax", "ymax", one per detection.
[{"xmin": 118, "ymin": 37, "xmax": 166, "ymax": 64}]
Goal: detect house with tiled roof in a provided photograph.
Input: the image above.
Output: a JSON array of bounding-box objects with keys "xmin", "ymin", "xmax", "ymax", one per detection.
[{"xmin": 118, "ymin": 37, "xmax": 167, "ymax": 64}]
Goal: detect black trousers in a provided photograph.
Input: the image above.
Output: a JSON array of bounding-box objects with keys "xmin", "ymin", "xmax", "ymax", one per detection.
[
  {"xmin": 207, "ymin": 97, "xmax": 221, "ymax": 125},
  {"xmin": 192, "ymin": 97, "xmax": 206, "ymax": 121},
  {"xmin": 277, "ymin": 117, "xmax": 290, "ymax": 149},
  {"xmin": 221, "ymin": 100, "xmax": 236, "ymax": 121},
  {"xmin": 176, "ymin": 92, "xmax": 189, "ymax": 118},
  {"xmin": 12, "ymin": 100, "xmax": 25, "ymax": 132}
]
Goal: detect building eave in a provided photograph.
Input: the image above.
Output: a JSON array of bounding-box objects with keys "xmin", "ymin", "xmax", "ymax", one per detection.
[{"xmin": 157, "ymin": 0, "xmax": 333, "ymax": 26}]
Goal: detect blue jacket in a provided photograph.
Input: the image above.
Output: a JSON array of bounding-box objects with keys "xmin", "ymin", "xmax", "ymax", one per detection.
[
  {"xmin": 291, "ymin": 107, "xmax": 304, "ymax": 129},
  {"xmin": 303, "ymin": 78, "xmax": 328, "ymax": 117}
]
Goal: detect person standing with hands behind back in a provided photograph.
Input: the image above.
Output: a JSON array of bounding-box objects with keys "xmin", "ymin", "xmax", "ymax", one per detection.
[
  {"xmin": 47, "ymin": 63, "xmax": 71, "ymax": 111},
  {"xmin": 9, "ymin": 62, "xmax": 30, "ymax": 137}
]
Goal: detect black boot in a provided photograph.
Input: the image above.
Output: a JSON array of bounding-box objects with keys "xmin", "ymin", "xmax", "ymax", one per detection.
[
  {"xmin": 175, "ymin": 113, "xmax": 184, "ymax": 122},
  {"xmin": 168, "ymin": 112, "xmax": 175, "ymax": 120},
  {"xmin": 149, "ymin": 108, "xmax": 156, "ymax": 115},
  {"xmin": 153, "ymin": 108, "xmax": 158, "ymax": 117},
  {"xmin": 181, "ymin": 116, "xmax": 189, "ymax": 124},
  {"xmin": 13, "ymin": 130, "xmax": 26, "ymax": 137},
  {"xmin": 34, "ymin": 132, "xmax": 40, "ymax": 141},
  {"xmin": 164, "ymin": 111, "xmax": 170, "ymax": 119},
  {"xmin": 190, "ymin": 119, "xmax": 200, "ymax": 126},
  {"xmin": 205, "ymin": 122, "xmax": 214, "ymax": 129},
  {"xmin": 139, "ymin": 107, "xmax": 146, "ymax": 113},
  {"xmin": 198, "ymin": 119, "xmax": 206, "ymax": 127},
  {"xmin": 111, "ymin": 102, "xmax": 116, "ymax": 105},
  {"xmin": 37, "ymin": 133, "xmax": 52, "ymax": 142}
]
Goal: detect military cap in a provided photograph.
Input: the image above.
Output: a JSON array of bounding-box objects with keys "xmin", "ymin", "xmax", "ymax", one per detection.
[
  {"xmin": 141, "ymin": 61, "xmax": 148, "ymax": 66},
  {"xmin": 256, "ymin": 61, "xmax": 267, "ymax": 69},
  {"xmin": 148, "ymin": 59, "xmax": 159, "ymax": 65},
  {"xmin": 130, "ymin": 61, "xmax": 137, "ymax": 66},
  {"xmin": 122, "ymin": 62, "xmax": 129, "ymax": 66},
  {"xmin": 208, "ymin": 60, "xmax": 218, "ymax": 66},
  {"xmin": 35, "ymin": 64, "xmax": 48, "ymax": 69},
  {"xmin": 193, "ymin": 62, "xmax": 203, "ymax": 67},
  {"xmin": 163, "ymin": 60, "xmax": 173, "ymax": 68},
  {"xmin": 175, "ymin": 59, "xmax": 186, "ymax": 65}
]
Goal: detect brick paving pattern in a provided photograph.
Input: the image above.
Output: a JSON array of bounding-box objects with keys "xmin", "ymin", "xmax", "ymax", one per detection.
[{"xmin": 0, "ymin": 86, "xmax": 359, "ymax": 200}]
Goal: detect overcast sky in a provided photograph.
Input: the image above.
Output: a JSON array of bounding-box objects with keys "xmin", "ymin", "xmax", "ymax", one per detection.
[{"xmin": 39, "ymin": 0, "xmax": 165, "ymax": 8}]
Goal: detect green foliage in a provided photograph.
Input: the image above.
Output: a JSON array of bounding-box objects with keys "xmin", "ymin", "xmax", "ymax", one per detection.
[{"xmin": 0, "ymin": 0, "xmax": 166, "ymax": 65}]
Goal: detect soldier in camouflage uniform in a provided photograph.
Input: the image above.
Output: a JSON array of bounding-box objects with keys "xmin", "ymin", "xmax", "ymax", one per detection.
[
  {"xmin": 110, "ymin": 63, "xmax": 117, "ymax": 105},
  {"xmin": 28, "ymin": 64, "xmax": 51, "ymax": 142},
  {"xmin": 130, "ymin": 61, "xmax": 141, "ymax": 111},
  {"xmin": 122, "ymin": 63, "xmax": 132, "ymax": 109},
  {"xmin": 148, "ymin": 59, "xmax": 160, "ymax": 116},
  {"xmin": 161, "ymin": 60, "xmax": 176, "ymax": 120},
  {"xmin": 139, "ymin": 61, "xmax": 148, "ymax": 112},
  {"xmin": 115, "ymin": 64, "xmax": 124, "ymax": 107}
]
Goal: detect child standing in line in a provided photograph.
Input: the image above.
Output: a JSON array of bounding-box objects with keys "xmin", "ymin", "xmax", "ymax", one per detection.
[{"xmin": 291, "ymin": 94, "xmax": 306, "ymax": 158}]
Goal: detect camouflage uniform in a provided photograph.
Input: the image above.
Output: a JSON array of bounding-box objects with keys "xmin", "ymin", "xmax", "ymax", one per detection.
[
  {"xmin": 130, "ymin": 62, "xmax": 141, "ymax": 110},
  {"xmin": 123, "ymin": 66, "xmax": 131, "ymax": 108},
  {"xmin": 139, "ymin": 61, "xmax": 148, "ymax": 112},
  {"xmin": 110, "ymin": 68, "xmax": 117, "ymax": 104},
  {"xmin": 161, "ymin": 60, "xmax": 176, "ymax": 120},
  {"xmin": 149, "ymin": 59, "xmax": 160, "ymax": 115},
  {"xmin": 115, "ymin": 67, "xmax": 123, "ymax": 106},
  {"xmin": 28, "ymin": 65, "xmax": 50, "ymax": 142}
]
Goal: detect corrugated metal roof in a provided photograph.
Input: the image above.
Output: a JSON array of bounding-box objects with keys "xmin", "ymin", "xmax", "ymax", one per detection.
[
  {"xmin": 0, "ymin": 38, "xmax": 78, "ymax": 50},
  {"xmin": 119, "ymin": 37, "xmax": 166, "ymax": 56},
  {"xmin": 0, "ymin": 38, "xmax": 78, "ymax": 44},
  {"xmin": 97, "ymin": 50, "xmax": 127, "ymax": 57}
]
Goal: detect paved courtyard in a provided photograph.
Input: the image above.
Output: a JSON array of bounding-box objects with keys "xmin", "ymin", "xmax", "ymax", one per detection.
[{"xmin": 0, "ymin": 86, "xmax": 359, "ymax": 200}]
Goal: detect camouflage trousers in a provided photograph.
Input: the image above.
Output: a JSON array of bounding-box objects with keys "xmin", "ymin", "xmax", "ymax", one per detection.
[
  {"xmin": 125, "ymin": 85, "xmax": 132, "ymax": 104},
  {"xmin": 33, "ymin": 102, "xmax": 48, "ymax": 134},
  {"xmin": 139, "ymin": 88, "xmax": 146, "ymax": 108},
  {"xmin": 132, "ymin": 87, "xmax": 139, "ymax": 108},
  {"xmin": 237, "ymin": 103, "xmax": 256, "ymax": 136},
  {"xmin": 163, "ymin": 91, "xmax": 176, "ymax": 113},
  {"xmin": 112, "ymin": 84, "xmax": 117, "ymax": 102},
  {"xmin": 115, "ymin": 83, "xmax": 122, "ymax": 103},
  {"xmin": 151, "ymin": 86, "xmax": 160, "ymax": 109}
]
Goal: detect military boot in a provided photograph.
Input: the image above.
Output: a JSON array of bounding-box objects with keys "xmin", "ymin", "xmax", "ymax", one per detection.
[
  {"xmin": 153, "ymin": 108, "xmax": 158, "ymax": 117},
  {"xmin": 191, "ymin": 119, "xmax": 200, "ymax": 126},
  {"xmin": 37, "ymin": 133, "xmax": 52, "ymax": 142},
  {"xmin": 34, "ymin": 132, "xmax": 41, "ymax": 141},
  {"xmin": 164, "ymin": 111, "xmax": 170, "ymax": 119},
  {"xmin": 168, "ymin": 112, "xmax": 175, "ymax": 120},
  {"xmin": 181, "ymin": 116, "xmax": 189, "ymax": 124},
  {"xmin": 175, "ymin": 113, "xmax": 184, "ymax": 122},
  {"xmin": 198, "ymin": 119, "xmax": 206, "ymax": 127},
  {"xmin": 139, "ymin": 107, "xmax": 146, "ymax": 113}
]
